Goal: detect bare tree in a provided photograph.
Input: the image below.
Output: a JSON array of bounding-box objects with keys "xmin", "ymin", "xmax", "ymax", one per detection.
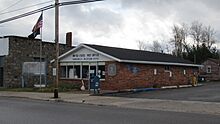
[
  {"xmin": 171, "ymin": 23, "xmax": 188, "ymax": 57},
  {"xmin": 136, "ymin": 40, "xmax": 148, "ymax": 50},
  {"xmin": 165, "ymin": 44, "xmax": 172, "ymax": 54},
  {"xmin": 190, "ymin": 21, "xmax": 203, "ymax": 46},
  {"xmin": 190, "ymin": 21, "xmax": 216, "ymax": 50},
  {"xmin": 150, "ymin": 40, "xmax": 163, "ymax": 53},
  {"xmin": 201, "ymin": 25, "xmax": 216, "ymax": 49}
]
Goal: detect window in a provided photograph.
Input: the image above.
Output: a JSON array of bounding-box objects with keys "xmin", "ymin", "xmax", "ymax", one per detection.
[
  {"xmin": 98, "ymin": 65, "xmax": 105, "ymax": 79},
  {"xmin": 90, "ymin": 66, "xmax": 97, "ymax": 77},
  {"xmin": 206, "ymin": 66, "xmax": 211, "ymax": 73},
  {"xmin": 60, "ymin": 66, "xmax": 67, "ymax": 78},
  {"xmin": 67, "ymin": 66, "xmax": 74, "ymax": 78},
  {"xmin": 165, "ymin": 66, "xmax": 170, "ymax": 71},
  {"xmin": 74, "ymin": 65, "xmax": 81, "ymax": 78},
  {"xmin": 60, "ymin": 62, "xmax": 105, "ymax": 80},
  {"xmin": 0, "ymin": 56, "xmax": 5, "ymax": 67},
  {"xmin": 33, "ymin": 57, "xmax": 45, "ymax": 62},
  {"xmin": 82, "ymin": 65, "xmax": 89, "ymax": 78}
]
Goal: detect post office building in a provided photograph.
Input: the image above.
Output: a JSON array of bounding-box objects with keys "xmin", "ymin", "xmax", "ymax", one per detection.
[{"xmin": 57, "ymin": 44, "xmax": 201, "ymax": 90}]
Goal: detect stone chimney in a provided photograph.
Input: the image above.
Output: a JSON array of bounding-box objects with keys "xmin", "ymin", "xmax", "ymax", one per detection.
[{"xmin": 66, "ymin": 32, "xmax": 72, "ymax": 47}]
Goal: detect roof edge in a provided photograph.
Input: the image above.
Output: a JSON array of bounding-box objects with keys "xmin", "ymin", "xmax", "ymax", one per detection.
[
  {"xmin": 50, "ymin": 44, "xmax": 121, "ymax": 63},
  {"xmin": 119, "ymin": 60, "xmax": 202, "ymax": 67},
  {"xmin": 82, "ymin": 44, "xmax": 121, "ymax": 61}
]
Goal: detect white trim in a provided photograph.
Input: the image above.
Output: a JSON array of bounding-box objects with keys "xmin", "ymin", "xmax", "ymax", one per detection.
[
  {"xmin": 82, "ymin": 44, "xmax": 121, "ymax": 61},
  {"xmin": 169, "ymin": 71, "xmax": 172, "ymax": 77},
  {"xmin": 50, "ymin": 44, "xmax": 83, "ymax": 63},
  {"xmin": 153, "ymin": 69, "xmax": 157, "ymax": 75},
  {"xmin": 119, "ymin": 60, "xmax": 202, "ymax": 67},
  {"xmin": 50, "ymin": 44, "xmax": 120, "ymax": 63}
]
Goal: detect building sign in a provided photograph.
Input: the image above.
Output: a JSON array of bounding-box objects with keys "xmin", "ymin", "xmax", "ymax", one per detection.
[
  {"xmin": 72, "ymin": 53, "xmax": 100, "ymax": 61},
  {"xmin": 108, "ymin": 64, "xmax": 116, "ymax": 76},
  {"xmin": 60, "ymin": 47, "xmax": 113, "ymax": 62},
  {"xmin": 53, "ymin": 68, "xmax": 56, "ymax": 76},
  {"xmin": 127, "ymin": 64, "xmax": 140, "ymax": 74}
]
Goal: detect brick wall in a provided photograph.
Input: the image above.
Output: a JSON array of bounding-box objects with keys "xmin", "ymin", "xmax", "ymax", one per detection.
[
  {"xmin": 102, "ymin": 62, "xmax": 197, "ymax": 90},
  {"xmin": 59, "ymin": 61, "xmax": 198, "ymax": 91},
  {"xmin": 3, "ymin": 36, "xmax": 72, "ymax": 87}
]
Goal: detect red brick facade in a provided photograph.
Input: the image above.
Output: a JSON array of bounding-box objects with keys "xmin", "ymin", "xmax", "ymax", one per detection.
[
  {"xmin": 60, "ymin": 61, "xmax": 198, "ymax": 91},
  {"xmin": 200, "ymin": 59, "xmax": 220, "ymax": 81}
]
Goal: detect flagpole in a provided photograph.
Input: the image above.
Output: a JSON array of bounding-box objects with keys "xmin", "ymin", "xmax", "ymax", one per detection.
[{"xmin": 40, "ymin": 11, "xmax": 43, "ymax": 91}]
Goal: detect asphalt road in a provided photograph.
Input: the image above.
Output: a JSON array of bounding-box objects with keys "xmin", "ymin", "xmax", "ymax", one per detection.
[
  {"xmin": 108, "ymin": 82, "xmax": 220, "ymax": 102},
  {"xmin": 0, "ymin": 97, "xmax": 220, "ymax": 124}
]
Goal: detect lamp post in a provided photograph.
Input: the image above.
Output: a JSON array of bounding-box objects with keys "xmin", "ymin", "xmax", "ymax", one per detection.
[{"xmin": 54, "ymin": 0, "xmax": 59, "ymax": 98}]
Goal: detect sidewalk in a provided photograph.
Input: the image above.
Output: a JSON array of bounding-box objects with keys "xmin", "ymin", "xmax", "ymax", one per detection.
[{"xmin": 0, "ymin": 91, "xmax": 220, "ymax": 116}]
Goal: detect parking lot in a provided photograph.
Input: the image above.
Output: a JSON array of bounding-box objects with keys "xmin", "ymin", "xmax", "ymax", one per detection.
[{"xmin": 108, "ymin": 82, "xmax": 220, "ymax": 103}]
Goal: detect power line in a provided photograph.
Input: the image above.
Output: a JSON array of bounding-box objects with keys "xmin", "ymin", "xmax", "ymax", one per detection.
[
  {"xmin": 0, "ymin": 1, "xmax": 53, "ymax": 16},
  {"xmin": 0, "ymin": 4, "xmax": 54, "ymax": 24},
  {"xmin": 0, "ymin": 0, "xmax": 104, "ymax": 24},
  {"xmin": 0, "ymin": 0, "xmax": 24, "ymax": 12},
  {"xmin": 60, "ymin": 0, "xmax": 103, "ymax": 6}
]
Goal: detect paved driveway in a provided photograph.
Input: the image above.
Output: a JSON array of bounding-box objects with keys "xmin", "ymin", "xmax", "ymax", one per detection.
[{"xmin": 108, "ymin": 82, "xmax": 220, "ymax": 102}]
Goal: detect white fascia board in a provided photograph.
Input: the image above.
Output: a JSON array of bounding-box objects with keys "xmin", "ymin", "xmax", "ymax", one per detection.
[
  {"xmin": 59, "ymin": 44, "xmax": 83, "ymax": 59},
  {"xmin": 50, "ymin": 44, "xmax": 121, "ymax": 63},
  {"xmin": 119, "ymin": 60, "xmax": 202, "ymax": 67}
]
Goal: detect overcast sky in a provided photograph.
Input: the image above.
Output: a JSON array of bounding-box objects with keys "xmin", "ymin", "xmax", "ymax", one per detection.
[{"xmin": 0, "ymin": 0, "xmax": 220, "ymax": 50}]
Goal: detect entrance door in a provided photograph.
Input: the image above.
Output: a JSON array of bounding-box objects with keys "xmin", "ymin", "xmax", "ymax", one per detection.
[
  {"xmin": 90, "ymin": 66, "xmax": 97, "ymax": 78},
  {"xmin": 0, "ymin": 67, "xmax": 3, "ymax": 87}
]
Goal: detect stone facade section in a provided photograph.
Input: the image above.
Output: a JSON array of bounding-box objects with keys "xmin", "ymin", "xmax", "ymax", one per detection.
[{"xmin": 3, "ymin": 36, "xmax": 72, "ymax": 88}]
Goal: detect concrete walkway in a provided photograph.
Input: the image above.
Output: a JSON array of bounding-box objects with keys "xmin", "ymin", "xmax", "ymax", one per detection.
[{"xmin": 0, "ymin": 91, "xmax": 220, "ymax": 116}]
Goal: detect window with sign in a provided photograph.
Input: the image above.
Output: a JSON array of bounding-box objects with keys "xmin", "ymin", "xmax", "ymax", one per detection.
[
  {"xmin": 98, "ymin": 65, "xmax": 105, "ymax": 79},
  {"xmin": 74, "ymin": 65, "xmax": 81, "ymax": 79},
  {"xmin": 90, "ymin": 66, "xmax": 96, "ymax": 78},
  {"xmin": 67, "ymin": 66, "xmax": 74, "ymax": 78},
  {"xmin": 60, "ymin": 62, "xmax": 105, "ymax": 80}
]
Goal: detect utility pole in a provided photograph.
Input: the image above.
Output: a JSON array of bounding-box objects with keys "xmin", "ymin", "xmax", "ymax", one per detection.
[{"xmin": 54, "ymin": 0, "xmax": 59, "ymax": 98}]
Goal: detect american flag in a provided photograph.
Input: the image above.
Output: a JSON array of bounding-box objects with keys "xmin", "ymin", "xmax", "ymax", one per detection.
[
  {"xmin": 28, "ymin": 13, "xmax": 43, "ymax": 39},
  {"xmin": 32, "ymin": 13, "xmax": 43, "ymax": 32}
]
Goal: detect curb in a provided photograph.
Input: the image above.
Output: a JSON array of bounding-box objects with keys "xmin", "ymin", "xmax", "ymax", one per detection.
[
  {"xmin": 161, "ymin": 83, "xmax": 203, "ymax": 89},
  {"xmin": 100, "ymin": 84, "xmax": 204, "ymax": 96}
]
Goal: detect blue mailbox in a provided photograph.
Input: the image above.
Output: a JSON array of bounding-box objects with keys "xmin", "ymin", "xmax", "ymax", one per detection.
[{"xmin": 90, "ymin": 76, "xmax": 100, "ymax": 90}]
